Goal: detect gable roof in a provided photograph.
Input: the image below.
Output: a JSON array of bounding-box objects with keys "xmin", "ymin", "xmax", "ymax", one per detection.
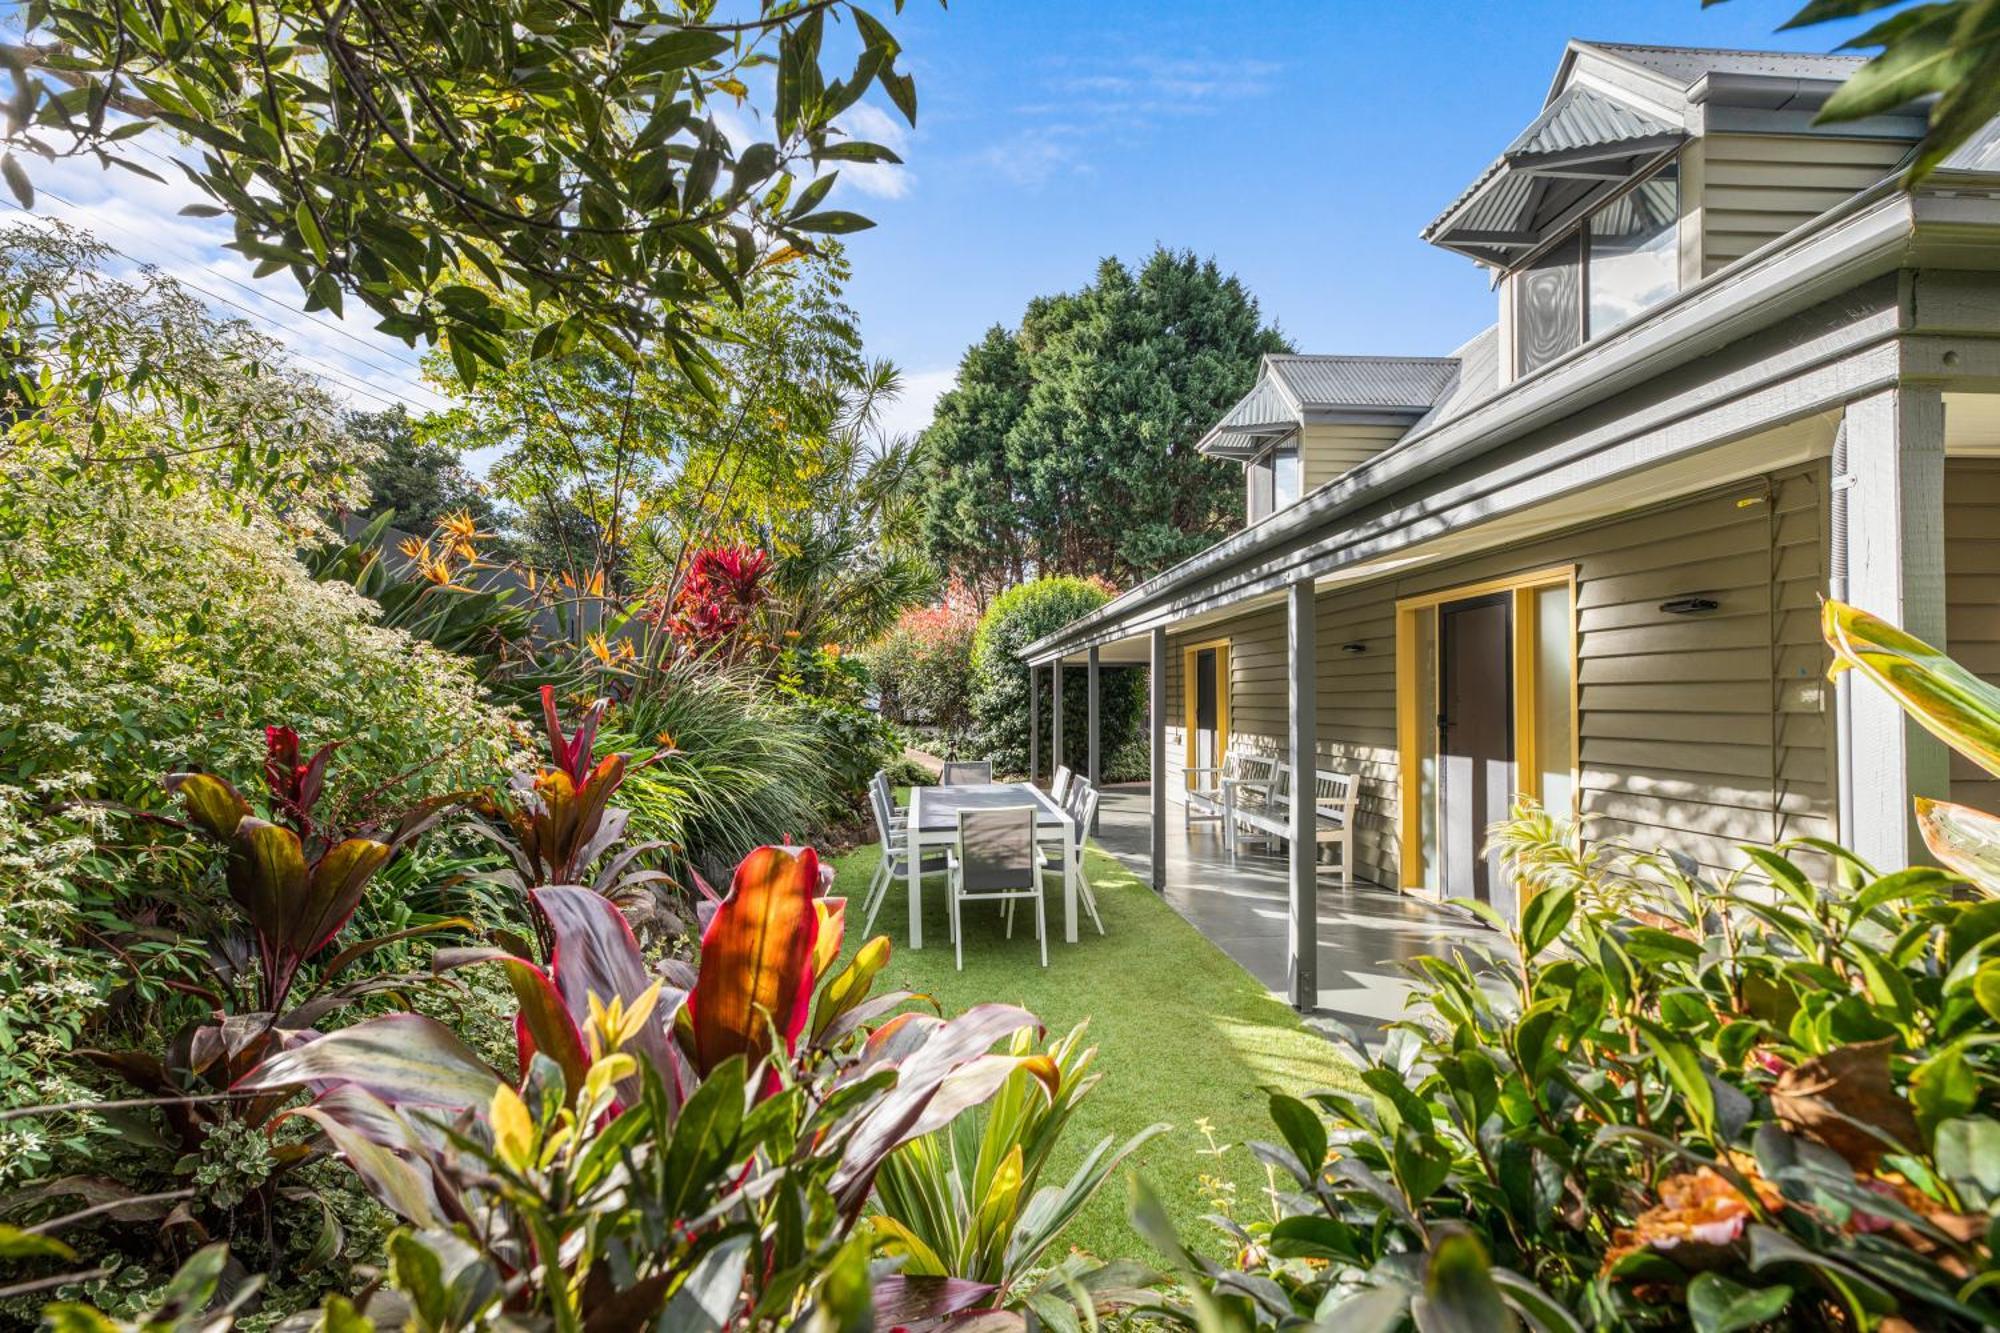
[
  {"xmin": 1427, "ymin": 40, "xmax": 1925, "ymax": 267},
  {"xmin": 1198, "ymin": 354, "xmax": 1461, "ymax": 459},
  {"xmin": 1574, "ymin": 41, "xmax": 1865, "ymax": 88},
  {"xmin": 1266, "ymin": 354, "xmax": 1461, "ymax": 409}
]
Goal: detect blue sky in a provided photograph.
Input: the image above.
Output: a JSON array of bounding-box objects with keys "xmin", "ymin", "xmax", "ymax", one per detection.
[
  {"xmin": 13, "ymin": 0, "xmax": 1870, "ymax": 443},
  {"xmin": 841, "ymin": 0, "xmax": 1871, "ymax": 436}
]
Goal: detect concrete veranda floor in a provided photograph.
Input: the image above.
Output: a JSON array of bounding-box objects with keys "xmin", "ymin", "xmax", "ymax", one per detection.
[{"xmin": 1091, "ymin": 783, "xmax": 1492, "ymax": 1039}]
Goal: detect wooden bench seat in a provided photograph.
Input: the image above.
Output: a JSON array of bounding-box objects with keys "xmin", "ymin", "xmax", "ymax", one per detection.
[{"xmin": 1226, "ymin": 763, "xmax": 1360, "ymax": 886}]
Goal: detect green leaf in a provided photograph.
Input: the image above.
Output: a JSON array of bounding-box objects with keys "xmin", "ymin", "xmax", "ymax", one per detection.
[
  {"xmin": 1393, "ymin": 1127, "xmax": 1452, "ymax": 1207},
  {"xmin": 1, "ymin": 152, "xmax": 31, "ymax": 209},
  {"xmin": 296, "ymin": 200, "xmax": 328, "ymax": 264},
  {"xmin": 788, "ymin": 209, "xmax": 875, "ymax": 235},
  {"xmin": 1933, "ymin": 1116, "xmax": 2000, "ymax": 1203},
  {"xmin": 1265, "ymin": 1213, "xmax": 1358, "ymax": 1262},
  {"xmin": 628, "ymin": 29, "xmax": 733, "ymax": 78},
  {"xmin": 1687, "ymin": 1272, "xmax": 1795, "ymax": 1333},
  {"xmin": 1519, "ymin": 882, "xmax": 1576, "ymax": 958},
  {"xmin": 0, "ymin": 1223, "xmax": 75, "ymax": 1261},
  {"xmin": 1911, "ymin": 1042, "xmax": 1979, "ymax": 1137},
  {"xmin": 1266, "ymin": 1091, "xmax": 1327, "ymax": 1175},
  {"xmin": 1639, "ymin": 1030, "xmax": 1717, "ymax": 1137},
  {"xmin": 1825, "ymin": 600, "xmax": 2000, "ymax": 779},
  {"xmin": 1414, "ymin": 1226, "xmax": 1519, "ymax": 1333}
]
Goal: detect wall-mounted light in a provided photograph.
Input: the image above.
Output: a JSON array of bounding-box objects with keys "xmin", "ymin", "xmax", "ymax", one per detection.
[
  {"xmin": 1341, "ymin": 642, "xmax": 1368, "ymax": 655},
  {"xmin": 1659, "ymin": 596, "xmax": 1720, "ymax": 616}
]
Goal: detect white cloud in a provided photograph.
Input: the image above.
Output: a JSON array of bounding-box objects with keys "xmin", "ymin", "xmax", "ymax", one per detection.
[
  {"xmin": 875, "ymin": 366, "xmax": 957, "ymax": 441},
  {"xmin": 977, "ymin": 126, "xmax": 1092, "ymax": 189},
  {"xmin": 977, "ymin": 51, "xmax": 1284, "ymax": 186},
  {"xmin": 831, "ymin": 102, "xmax": 915, "ymax": 201}
]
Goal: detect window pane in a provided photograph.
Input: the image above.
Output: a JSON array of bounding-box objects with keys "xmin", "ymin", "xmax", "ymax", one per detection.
[
  {"xmin": 1273, "ymin": 444, "xmax": 1301, "ymax": 509},
  {"xmin": 1587, "ymin": 162, "xmax": 1679, "ymax": 336},
  {"xmin": 1534, "ymin": 583, "xmax": 1574, "ymax": 819},
  {"xmin": 1516, "ymin": 232, "xmax": 1582, "ymax": 375},
  {"xmin": 1247, "ymin": 457, "xmax": 1273, "ymax": 521}
]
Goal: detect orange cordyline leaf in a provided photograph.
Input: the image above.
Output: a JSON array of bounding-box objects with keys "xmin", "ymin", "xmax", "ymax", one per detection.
[{"xmin": 687, "ymin": 845, "xmax": 827, "ymax": 1079}]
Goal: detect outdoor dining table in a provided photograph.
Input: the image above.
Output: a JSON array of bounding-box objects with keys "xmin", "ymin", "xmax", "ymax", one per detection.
[{"xmin": 905, "ymin": 782, "xmax": 1077, "ymax": 950}]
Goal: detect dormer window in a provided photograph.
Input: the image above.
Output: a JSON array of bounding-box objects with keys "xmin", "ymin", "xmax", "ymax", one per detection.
[
  {"xmin": 1514, "ymin": 158, "xmax": 1681, "ymax": 376},
  {"xmin": 1246, "ymin": 438, "xmax": 1302, "ymax": 523}
]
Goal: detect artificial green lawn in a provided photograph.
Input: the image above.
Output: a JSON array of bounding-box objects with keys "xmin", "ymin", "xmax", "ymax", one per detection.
[{"xmin": 821, "ymin": 831, "xmax": 1361, "ymax": 1264}]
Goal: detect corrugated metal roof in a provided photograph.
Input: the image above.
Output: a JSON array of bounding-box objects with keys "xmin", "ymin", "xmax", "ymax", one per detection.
[
  {"xmin": 1197, "ymin": 354, "xmax": 1463, "ymax": 458},
  {"xmin": 1941, "ymin": 115, "xmax": 2000, "ymax": 174},
  {"xmin": 1211, "ymin": 375, "xmax": 1295, "ymax": 433},
  {"xmin": 1267, "ymin": 354, "xmax": 1460, "ymax": 409},
  {"xmin": 1582, "ymin": 42, "xmax": 1865, "ymax": 87},
  {"xmin": 1415, "ymin": 326, "xmax": 1500, "ymax": 431},
  {"xmin": 1508, "ymin": 85, "xmax": 1677, "ymax": 163},
  {"xmin": 1423, "ymin": 85, "xmax": 1682, "ymax": 260}
]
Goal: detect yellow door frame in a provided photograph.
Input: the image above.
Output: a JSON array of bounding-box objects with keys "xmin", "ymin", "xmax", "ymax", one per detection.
[
  {"xmin": 1181, "ymin": 637, "xmax": 1231, "ymax": 789},
  {"xmin": 1394, "ymin": 565, "xmax": 1578, "ymax": 890}
]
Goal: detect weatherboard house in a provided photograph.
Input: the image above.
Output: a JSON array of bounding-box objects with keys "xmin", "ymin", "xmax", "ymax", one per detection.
[{"xmin": 1022, "ymin": 41, "xmax": 2000, "ymax": 1008}]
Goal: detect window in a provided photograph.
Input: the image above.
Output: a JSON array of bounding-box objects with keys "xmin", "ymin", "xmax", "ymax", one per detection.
[
  {"xmin": 1588, "ymin": 161, "xmax": 1679, "ymax": 336},
  {"xmin": 1246, "ymin": 455, "xmax": 1274, "ymax": 522},
  {"xmin": 1513, "ymin": 158, "xmax": 1680, "ymax": 376},
  {"xmin": 1245, "ymin": 439, "xmax": 1301, "ymax": 522},
  {"xmin": 1272, "ymin": 441, "xmax": 1302, "ymax": 509},
  {"xmin": 1516, "ymin": 233, "xmax": 1582, "ymax": 375}
]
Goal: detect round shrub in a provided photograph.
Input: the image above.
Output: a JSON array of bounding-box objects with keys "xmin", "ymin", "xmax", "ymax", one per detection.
[
  {"xmin": 968, "ymin": 577, "xmax": 1144, "ymax": 779},
  {"xmin": 861, "ymin": 606, "xmax": 977, "ymax": 738}
]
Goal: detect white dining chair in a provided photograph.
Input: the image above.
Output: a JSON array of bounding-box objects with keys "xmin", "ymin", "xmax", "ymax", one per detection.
[
  {"xmin": 860, "ymin": 777, "xmax": 946, "ymax": 937},
  {"xmin": 1017, "ymin": 777, "xmax": 1104, "ymax": 937},
  {"xmin": 939, "ymin": 759, "xmax": 994, "ymax": 786},
  {"xmin": 871, "ymin": 769, "xmax": 906, "ymax": 824},
  {"xmin": 1050, "ymin": 764, "xmax": 1073, "ymax": 804},
  {"xmin": 947, "ymin": 805, "xmax": 1045, "ymax": 970}
]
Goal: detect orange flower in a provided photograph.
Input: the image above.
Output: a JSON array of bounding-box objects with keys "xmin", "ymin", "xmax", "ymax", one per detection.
[{"xmin": 1602, "ymin": 1158, "xmax": 1782, "ymax": 1275}]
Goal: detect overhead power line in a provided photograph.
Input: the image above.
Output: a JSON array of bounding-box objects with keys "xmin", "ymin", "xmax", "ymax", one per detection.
[{"xmin": 3, "ymin": 187, "xmax": 443, "ymax": 418}]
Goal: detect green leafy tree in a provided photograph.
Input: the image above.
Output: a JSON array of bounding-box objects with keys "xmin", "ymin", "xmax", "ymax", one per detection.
[
  {"xmin": 918, "ymin": 326, "xmax": 1033, "ymax": 600},
  {"xmin": 920, "ymin": 248, "xmax": 1289, "ymax": 593},
  {"xmin": 1, "ymin": 1, "xmax": 923, "ymax": 383},
  {"xmin": 350, "ymin": 405, "xmax": 501, "ymax": 537},
  {"xmin": 968, "ymin": 576, "xmax": 1142, "ymax": 779}
]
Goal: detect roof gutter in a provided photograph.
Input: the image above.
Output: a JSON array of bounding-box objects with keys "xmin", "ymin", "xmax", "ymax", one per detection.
[{"xmin": 1023, "ymin": 174, "xmax": 1922, "ymax": 664}]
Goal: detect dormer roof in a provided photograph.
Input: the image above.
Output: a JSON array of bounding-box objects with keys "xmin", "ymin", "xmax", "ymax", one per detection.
[
  {"xmin": 1424, "ymin": 40, "xmax": 1923, "ymax": 268},
  {"xmin": 1197, "ymin": 354, "xmax": 1462, "ymax": 459}
]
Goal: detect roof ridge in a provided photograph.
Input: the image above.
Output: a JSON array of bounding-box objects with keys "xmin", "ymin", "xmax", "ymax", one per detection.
[
  {"xmin": 1579, "ymin": 38, "xmax": 1864, "ymax": 61},
  {"xmin": 1267, "ymin": 352, "xmax": 1460, "ymax": 364}
]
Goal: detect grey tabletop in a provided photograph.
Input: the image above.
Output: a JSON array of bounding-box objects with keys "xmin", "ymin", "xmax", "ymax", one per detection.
[{"xmin": 912, "ymin": 783, "xmax": 1065, "ymax": 832}]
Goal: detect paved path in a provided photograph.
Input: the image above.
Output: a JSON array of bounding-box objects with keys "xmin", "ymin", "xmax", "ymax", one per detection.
[{"xmin": 1090, "ymin": 784, "xmax": 1491, "ymax": 1042}]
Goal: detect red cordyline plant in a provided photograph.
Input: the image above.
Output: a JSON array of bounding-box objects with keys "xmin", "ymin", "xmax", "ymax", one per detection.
[
  {"xmin": 75, "ymin": 727, "xmax": 464, "ymax": 1220},
  {"xmin": 237, "ymin": 843, "xmax": 1052, "ymax": 1327},
  {"xmin": 474, "ymin": 686, "xmax": 676, "ymax": 956},
  {"xmin": 647, "ymin": 545, "xmax": 771, "ymax": 662}
]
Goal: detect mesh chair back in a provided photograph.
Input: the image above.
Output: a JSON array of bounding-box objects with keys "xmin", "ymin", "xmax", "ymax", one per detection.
[
  {"xmin": 939, "ymin": 760, "xmax": 994, "ymax": 786},
  {"xmin": 872, "ymin": 769, "xmax": 895, "ymax": 816},
  {"xmin": 1070, "ymin": 782, "xmax": 1101, "ymax": 849},
  {"xmin": 1051, "ymin": 765, "xmax": 1073, "ymax": 803},
  {"xmin": 870, "ymin": 779, "xmax": 898, "ymax": 852},
  {"xmin": 956, "ymin": 806, "xmax": 1036, "ymax": 893}
]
